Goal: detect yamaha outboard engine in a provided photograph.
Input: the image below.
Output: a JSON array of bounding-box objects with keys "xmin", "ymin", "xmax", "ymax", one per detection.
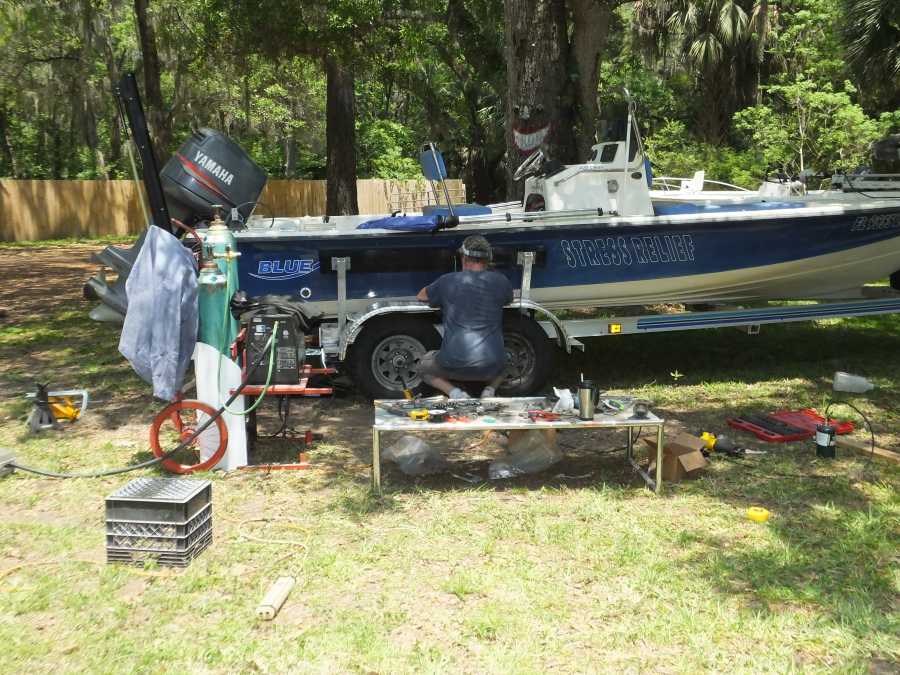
[
  {"xmin": 872, "ymin": 135, "xmax": 900, "ymax": 174},
  {"xmin": 161, "ymin": 128, "xmax": 268, "ymax": 226}
]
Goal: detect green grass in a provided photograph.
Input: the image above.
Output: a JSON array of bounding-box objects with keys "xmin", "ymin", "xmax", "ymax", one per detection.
[
  {"xmin": 0, "ymin": 235, "xmax": 137, "ymax": 249},
  {"xmin": 1, "ymin": 289, "xmax": 899, "ymax": 671}
]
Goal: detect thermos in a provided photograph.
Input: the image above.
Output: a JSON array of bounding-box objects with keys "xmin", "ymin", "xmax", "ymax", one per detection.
[
  {"xmin": 577, "ymin": 380, "xmax": 600, "ymax": 420},
  {"xmin": 815, "ymin": 423, "xmax": 836, "ymax": 459}
]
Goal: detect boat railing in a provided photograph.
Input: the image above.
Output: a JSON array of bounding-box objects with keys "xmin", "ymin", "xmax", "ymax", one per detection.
[
  {"xmin": 459, "ymin": 206, "xmax": 621, "ymax": 226},
  {"xmin": 652, "ymin": 176, "xmax": 752, "ymax": 192}
]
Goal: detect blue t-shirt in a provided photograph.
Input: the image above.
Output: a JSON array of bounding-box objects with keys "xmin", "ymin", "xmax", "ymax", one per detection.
[{"xmin": 426, "ymin": 269, "xmax": 514, "ymax": 377}]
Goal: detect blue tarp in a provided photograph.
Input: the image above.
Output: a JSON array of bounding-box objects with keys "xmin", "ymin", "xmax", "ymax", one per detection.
[{"xmin": 357, "ymin": 214, "xmax": 443, "ymax": 231}]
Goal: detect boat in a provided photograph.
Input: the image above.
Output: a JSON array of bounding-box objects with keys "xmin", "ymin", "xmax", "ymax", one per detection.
[
  {"xmin": 86, "ymin": 88, "xmax": 900, "ymax": 396},
  {"xmin": 214, "ymin": 113, "xmax": 900, "ymax": 314}
]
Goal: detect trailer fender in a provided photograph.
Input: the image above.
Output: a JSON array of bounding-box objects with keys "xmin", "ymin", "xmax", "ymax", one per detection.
[
  {"xmin": 339, "ymin": 302, "xmax": 439, "ymax": 361},
  {"xmin": 513, "ymin": 300, "xmax": 581, "ymax": 353}
]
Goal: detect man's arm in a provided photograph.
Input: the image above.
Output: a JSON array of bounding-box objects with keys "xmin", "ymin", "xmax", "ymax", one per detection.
[{"xmin": 419, "ymin": 275, "xmax": 444, "ymax": 307}]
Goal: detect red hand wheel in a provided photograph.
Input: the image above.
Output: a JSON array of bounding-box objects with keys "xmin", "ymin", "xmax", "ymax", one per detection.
[{"xmin": 149, "ymin": 399, "xmax": 228, "ymax": 474}]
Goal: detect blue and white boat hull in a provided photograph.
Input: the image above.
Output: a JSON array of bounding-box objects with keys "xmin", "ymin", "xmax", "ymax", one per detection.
[{"xmin": 234, "ymin": 202, "xmax": 900, "ymax": 317}]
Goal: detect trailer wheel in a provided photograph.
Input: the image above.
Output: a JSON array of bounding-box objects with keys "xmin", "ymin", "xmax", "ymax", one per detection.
[
  {"xmin": 499, "ymin": 314, "xmax": 554, "ymax": 395},
  {"xmin": 350, "ymin": 317, "xmax": 442, "ymax": 398}
]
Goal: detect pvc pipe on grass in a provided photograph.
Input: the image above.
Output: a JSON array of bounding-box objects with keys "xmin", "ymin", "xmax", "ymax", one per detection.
[{"xmin": 256, "ymin": 576, "xmax": 296, "ymax": 620}]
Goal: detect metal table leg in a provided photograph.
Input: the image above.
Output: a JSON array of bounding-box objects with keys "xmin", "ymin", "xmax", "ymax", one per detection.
[
  {"xmin": 625, "ymin": 423, "xmax": 662, "ymax": 493},
  {"xmin": 372, "ymin": 428, "xmax": 382, "ymax": 495},
  {"xmin": 655, "ymin": 424, "xmax": 664, "ymax": 494}
]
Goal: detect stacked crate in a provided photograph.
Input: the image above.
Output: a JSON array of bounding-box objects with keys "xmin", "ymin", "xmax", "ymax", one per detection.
[{"xmin": 105, "ymin": 478, "xmax": 212, "ymax": 567}]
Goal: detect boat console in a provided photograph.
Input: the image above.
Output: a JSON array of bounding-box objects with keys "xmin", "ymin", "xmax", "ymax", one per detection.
[{"xmin": 521, "ymin": 139, "xmax": 655, "ymax": 217}]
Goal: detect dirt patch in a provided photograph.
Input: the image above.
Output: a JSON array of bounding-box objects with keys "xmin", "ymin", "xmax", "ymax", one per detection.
[{"xmin": 0, "ymin": 245, "xmax": 109, "ymax": 322}]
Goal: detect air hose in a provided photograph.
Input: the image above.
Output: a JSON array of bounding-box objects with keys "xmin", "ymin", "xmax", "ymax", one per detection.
[{"xmin": 9, "ymin": 329, "xmax": 276, "ymax": 479}]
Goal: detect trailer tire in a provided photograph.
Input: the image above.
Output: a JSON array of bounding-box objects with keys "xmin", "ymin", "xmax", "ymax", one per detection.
[
  {"xmin": 498, "ymin": 314, "xmax": 554, "ymax": 396},
  {"xmin": 349, "ymin": 317, "xmax": 442, "ymax": 399}
]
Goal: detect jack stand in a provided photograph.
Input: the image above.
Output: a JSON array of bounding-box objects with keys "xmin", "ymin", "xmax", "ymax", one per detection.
[{"xmin": 28, "ymin": 384, "xmax": 59, "ymax": 432}]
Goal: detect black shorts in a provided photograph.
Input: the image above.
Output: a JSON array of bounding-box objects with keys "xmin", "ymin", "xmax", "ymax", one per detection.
[{"xmin": 417, "ymin": 350, "xmax": 504, "ymax": 382}]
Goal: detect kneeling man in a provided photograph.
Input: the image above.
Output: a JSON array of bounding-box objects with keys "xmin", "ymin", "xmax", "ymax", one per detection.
[{"xmin": 416, "ymin": 235, "xmax": 513, "ymax": 399}]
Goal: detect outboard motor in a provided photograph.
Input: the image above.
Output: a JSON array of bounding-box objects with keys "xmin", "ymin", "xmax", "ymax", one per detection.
[
  {"xmin": 161, "ymin": 128, "xmax": 268, "ymax": 227},
  {"xmin": 872, "ymin": 135, "xmax": 900, "ymax": 174}
]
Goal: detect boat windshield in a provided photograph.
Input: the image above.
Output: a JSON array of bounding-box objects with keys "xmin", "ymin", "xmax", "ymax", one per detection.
[{"xmin": 598, "ymin": 101, "xmax": 640, "ymax": 162}]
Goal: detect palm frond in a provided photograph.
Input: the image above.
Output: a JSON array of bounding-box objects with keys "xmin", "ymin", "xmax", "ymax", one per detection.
[
  {"xmin": 717, "ymin": 0, "xmax": 749, "ymax": 45},
  {"xmin": 842, "ymin": 0, "xmax": 900, "ymax": 78},
  {"xmin": 689, "ymin": 32, "xmax": 724, "ymax": 66}
]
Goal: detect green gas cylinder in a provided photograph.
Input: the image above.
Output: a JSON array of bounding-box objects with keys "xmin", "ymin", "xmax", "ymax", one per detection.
[{"xmin": 198, "ymin": 211, "xmax": 240, "ymax": 352}]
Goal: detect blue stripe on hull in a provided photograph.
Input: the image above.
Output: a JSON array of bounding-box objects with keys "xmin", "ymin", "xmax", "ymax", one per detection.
[{"xmin": 236, "ymin": 209, "xmax": 900, "ymax": 302}]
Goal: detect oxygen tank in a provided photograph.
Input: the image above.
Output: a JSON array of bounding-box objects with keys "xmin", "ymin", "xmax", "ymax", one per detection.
[
  {"xmin": 194, "ymin": 210, "xmax": 247, "ymax": 470},
  {"xmin": 198, "ymin": 210, "xmax": 239, "ymax": 350}
]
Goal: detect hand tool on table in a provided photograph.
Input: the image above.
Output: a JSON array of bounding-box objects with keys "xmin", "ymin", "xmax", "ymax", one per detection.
[
  {"xmin": 428, "ymin": 409, "xmax": 448, "ymax": 423},
  {"xmin": 522, "ymin": 410, "xmax": 561, "ymax": 422},
  {"xmin": 375, "ymin": 401, "xmax": 430, "ymax": 420},
  {"xmin": 397, "ymin": 372, "xmax": 414, "ymax": 401}
]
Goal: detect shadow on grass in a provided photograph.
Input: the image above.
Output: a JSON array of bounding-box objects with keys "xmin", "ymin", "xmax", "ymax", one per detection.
[{"xmin": 676, "ymin": 458, "xmax": 898, "ymax": 640}]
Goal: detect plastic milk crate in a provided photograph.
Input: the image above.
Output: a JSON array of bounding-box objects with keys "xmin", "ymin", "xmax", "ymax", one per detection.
[{"xmin": 105, "ymin": 478, "xmax": 213, "ymax": 567}]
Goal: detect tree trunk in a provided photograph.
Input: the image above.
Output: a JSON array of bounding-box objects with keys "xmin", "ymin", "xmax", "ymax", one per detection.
[
  {"xmin": 94, "ymin": 7, "xmax": 123, "ymax": 174},
  {"xmin": 694, "ymin": 66, "xmax": 732, "ymax": 144},
  {"xmin": 504, "ymin": 0, "xmax": 576, "ymax": 198},
  {"xmin": 325, "ymin": 54, "xmax": 359, "ymax": 216},
  {"xmin": 243, "ymin": 73, "xmax": 252, "ymax": 132},
  {"xmin": 0, "ymin": 106, "xmax": 18, "ymax": 177},
  {"xmin": 463, "ymin": 84, "xmax": 495, "ymax": 204},
  {"xmin": 134, "ymin": 0, "xmax": 172, "ymax": 161},
  {"xmin": 284, "ymin": 136, "xmax": 296, "ymax": 177},
  {"xmin": 570, "ymin": 0, "xmax": 612, "ymax": 161},
  {"xmin": 53, "ymin": 104, "xmax": 64, "ymax": 178}
]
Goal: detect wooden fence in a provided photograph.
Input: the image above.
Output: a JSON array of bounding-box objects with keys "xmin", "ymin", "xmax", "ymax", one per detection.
[{"xmin": 0, "ymin": 178, "xmax": 466, "ymax": 242}]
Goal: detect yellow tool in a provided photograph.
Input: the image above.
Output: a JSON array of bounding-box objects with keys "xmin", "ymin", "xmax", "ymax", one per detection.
[
  {"xmin": 409, "ymin": 409, "xmax": 429, "ymax": 421},
  {"xmin": 746, "ymin": 506, "xmax": 770, "ymax": 523},
  {"xmin": 49, "ymin": 396, "xmax": 82, "ymax": 421},
  {"xmin": 400, "ymin": 376, "xmax": 414, "ymax": 400},
  {"xmin": 700, "ymin": 431, "xmax": 717, "ymax": 451}
]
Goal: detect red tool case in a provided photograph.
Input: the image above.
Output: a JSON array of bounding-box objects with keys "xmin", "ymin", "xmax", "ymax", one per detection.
[{"xmin": 726, "ymin": 408, "xmax": 854, "ymax": 442}]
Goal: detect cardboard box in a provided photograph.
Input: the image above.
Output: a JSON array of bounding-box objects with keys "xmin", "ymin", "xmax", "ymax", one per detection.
[{"xmin": 643, "ymin": 432, "xmax": 708, "ymax": 482}]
